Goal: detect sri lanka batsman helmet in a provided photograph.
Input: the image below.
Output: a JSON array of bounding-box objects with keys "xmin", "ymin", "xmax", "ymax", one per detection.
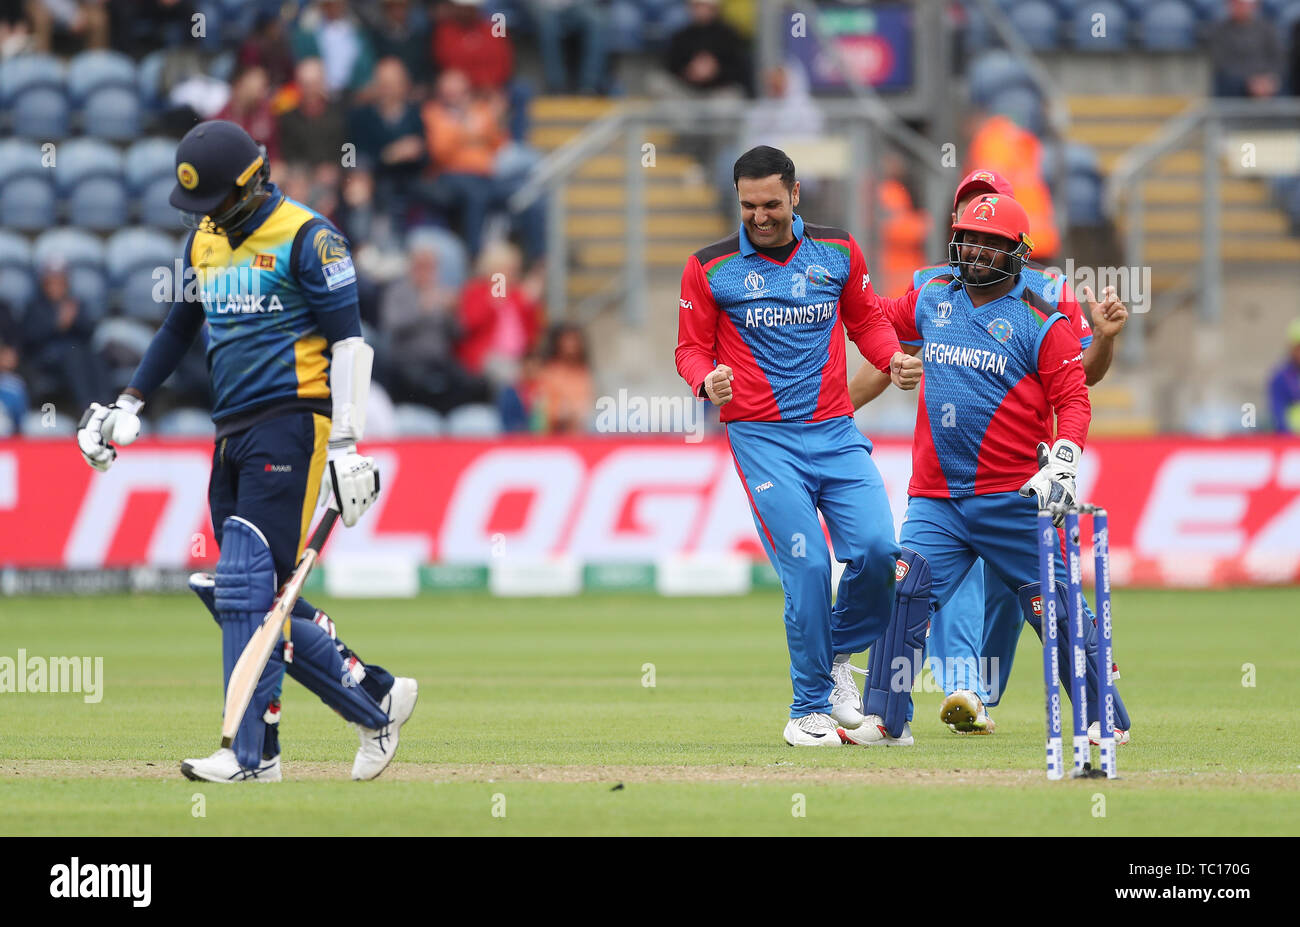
[{"xmin": 169, "ymin": 120, "xmax": 270, "ymax": 234}]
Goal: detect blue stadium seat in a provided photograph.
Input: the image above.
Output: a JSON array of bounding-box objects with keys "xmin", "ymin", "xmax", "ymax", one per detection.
[
  {"xmin": 81, "ymin": 86, "xmax": 142, "ymax": 141},
  {"xmin": 22, "ymin": 409, "xmax": 76, "ymax": 437},
  {"xmin": 1280, "ymin": 0, "xmax": 1300, "ymax": 34},
  {"xmin": 968, "ymin": 51, "xmax": 1036, "ymax": 107},
  {"xmin": 69, "ymin": 177, "xmax": 130, "ymax": 232},
  {"xmin": 1070, "ymin": 1, "xmax": 1128, "ymax": 49},
  {"xmin": 51, "ymin": 138, "xmax": 123, "ymax": 195},
  {"xmin": 11, "ymin": 85, "xmax": 70, "ymax": 139},
  {"xmin": 1009, "ymin": 1, "xmax": 1061, "ymax": 50},
  {"xmin": 66, "ymin": 50, "xmax": 137, "ymax": 105},
  {"xmin": 1065, "ymin": 142, "xmax": 1101, "ymax": 178},
  {"xmin": 1066, "ymin": 173, "xmax": 1105, "ymax": 226},
  {"xmin": 139, "ymin": 176, "xmax": 182, "ymax": 229},
  {"xmin": 1183, "ymin": 0, "xmax": 1223, "ymax": 20},
  {"xmin": 154, "ymin": 407, "xmax": 215, "ymax": 438},
  {"xmin": 445, "ymin": 404, "xmax": 502, "ymax": 436},
  {"xmin": 407, "ymin": 226, "xmax": 470, "ymax": 291},
  {"xmin": 393, "ymin": 404, "xmax": 445, "ymax": 437},
  {"xmin": 0, "ymin": 53, "xmax": 62, "ymax": 106},
  {"xmin": 608, "ymin": 0, "xmax": 646, "ymax": 53},
  {"xmin": 106, "ymin": 227, "xmax": 178, "ymax": 286},
  {"xmin": 0, "ymin": 230, "xmax": 35, "ymax": 317},
  {"xmin": 137, "ymin": 50, "xmax": 168, "ymax": 110},
  {"xmin": 0, "ymin": 139, "xmax": 46, "ymax": 185},
  {"xmin": 124, "ymin": 137, "xmax": 177, "ymax": 194},
  {"xmin": 33, "ymin": 227, "xmax": 105, "ymax": 271},
  {"xmin": 991, "ymin": 85, "xmax": 1045, "ymax": 134},
  {"xmin": 1141, "ymin": 1, "xmax": 1198, "ymax": 50},
  {"xmin": 0, "ymin": 175, "xmax": 57, "ymax": 231}
]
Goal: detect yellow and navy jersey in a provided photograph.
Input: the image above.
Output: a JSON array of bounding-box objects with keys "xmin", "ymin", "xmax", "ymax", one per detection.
[{"xmin": 130, "ymin": 183, "xmax": 362, "ymax": 437}]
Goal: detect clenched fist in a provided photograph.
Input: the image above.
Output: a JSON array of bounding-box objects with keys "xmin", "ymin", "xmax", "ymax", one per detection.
[
  {"xmin": 890, "ymin": 351, "xmax": 923, "ymax": 391},
  {"xmin": 704, "ymin": 365, "xmax": 734, "ymax": 406}
]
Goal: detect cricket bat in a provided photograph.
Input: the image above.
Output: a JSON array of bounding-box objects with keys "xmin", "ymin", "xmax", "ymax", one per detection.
[{"xmin": 220, "ymin": 505, "xmax": 340, "ymax": 749}]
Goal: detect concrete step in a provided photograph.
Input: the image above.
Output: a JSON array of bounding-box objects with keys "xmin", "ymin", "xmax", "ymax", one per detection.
[
  {"xmin": 1089, "ymin": 415, "xmax": 1159, "ymax": 437},
  {"xmin": 1067, "ymin": 122, "xmax": 1167, "ymax": 149},
  {"xmin": 1136, "ymin": 209, "xmax": 1289, "ymax": 234},
  {"xmin": 530, "ymin": 125, "xmax": 671, "ymax": 151},
  {"xmin": 1144, "ymin": 237, "xmax": 1300, "ymax": 261},
  {"xmin": 564, "ymin": 183, "xmax": 718, "ymax": 209},
  {"xmin": 1089, "ymin": 384, "xmax": 1138, "ymax": 413},
  {"xmin": 1098, "ymin": 148, "xmax": 1203, "ymax": 175},
  {"xmin": 569, "ymin": 213, "xmax": 730, "ymax": 240},
  {"xmin": 1068, "ymin": 94, "xmax": 1195, "ymax": 120},
  {"xmin": 574, "ymin": 240, "xmax": 699, "ymax": 269},
  {"xmin": 1139, "ymin": 178, "xmax": 1269, "ymax": 204},
  {"xmin": 530, "ymin": 95, "xmax": 620, "ymax": 122}
]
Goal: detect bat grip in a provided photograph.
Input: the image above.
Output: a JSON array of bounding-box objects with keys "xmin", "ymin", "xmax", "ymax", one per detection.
[{"xmin": 305, "ymin": 506, "xmax": 339, "ymax": 555}]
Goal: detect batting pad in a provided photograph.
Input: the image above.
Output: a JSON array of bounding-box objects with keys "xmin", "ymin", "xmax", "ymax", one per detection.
[
  {"xmin": 214, "ymin": 517, "xmax": 284, "ymax": 771},
  {"xmin": 274, "ymin": 616, "xmax": 389, "ymax": 729},
  {"xmin": 865, "ymin": 548, "xmax": 932, "ymax": 737}
]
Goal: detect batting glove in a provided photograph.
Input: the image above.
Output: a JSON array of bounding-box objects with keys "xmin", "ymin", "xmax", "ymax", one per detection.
[
  {"xmin": 1018, "ymin": 439, "xmax": 1080, "ymax": 525},
  {"xmin": 319, "ymin": 441, "xmax": 380, "ymax": 527},
  {"xmin": 76, "ymin": 394, "xmax": 144, "ymax": 472}
]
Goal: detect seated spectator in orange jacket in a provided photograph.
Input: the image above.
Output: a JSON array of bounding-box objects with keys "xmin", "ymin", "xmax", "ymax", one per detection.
[
  {"xmin": 455, "ymin": 240, "xmax": 542, "ymax": 385},
  {"xmin": 533, "ymin": 323, "xmax": 594, "ymax": 434},
  {"xmin": 966, "ymin": 113, "xmax": 1059, "ymax": 262}
]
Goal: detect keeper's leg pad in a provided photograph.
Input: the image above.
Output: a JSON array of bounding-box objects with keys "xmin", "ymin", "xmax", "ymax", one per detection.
[
  {"xmin": 214, "ymin": 517, "xmax": 284, "ymax": 771},
  {"xmin": 276, "ymin": 615, "xmax": 389, "ymax": 729},
  {"xmin": 864, "ymin": 549, "xmax": 932, "ymax": 737},
  {"xmin": 292, "ymin": 597, "xmax": 396, "ymax": 701},
  {"xmin": 1078, "ymin": 599, "xmax": 1132, "ymax": 730}
]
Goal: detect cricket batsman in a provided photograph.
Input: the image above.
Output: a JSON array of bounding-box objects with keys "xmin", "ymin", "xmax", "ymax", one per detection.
[
  {"xmin": 849, "ymin": 169, "xmax": 1131, "ymax": 741},
  {"xmin": 848, "ymin": 193, "xmax": 1110, "ymax": 746},
  {"xmin": 675, "ymin": 146, "xmax": 923, "ymax": 746},
  {"xmin": 75, "ymin": 120, "xmax": 418, "ymax": 782}
]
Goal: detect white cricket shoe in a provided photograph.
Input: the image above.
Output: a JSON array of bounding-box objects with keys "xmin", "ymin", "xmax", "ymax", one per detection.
[
  {"xmin": 180, "ymin": 747, "xmax": 281, "ymax": 783},
  {"xmin": 841, "ymin": 714, "xmax": 914, "ymax": 746},
  {"xmin": 940, "ymin": 689, "xmax": 996, "ymax": 734},
  {"xmin": 1088, "ymin": 722, "xmax": 1130, "ymax": 746},
  {"xmin": 783, "ymin": 712, "xmax": 845, "ymax": 747},
  {"xmin": 829, "ymin": 660, "xmax": 866, "ymax": 729},
  {"xmin": 353, "ymin": 676, "xmax": 419, "ymax": 780}
]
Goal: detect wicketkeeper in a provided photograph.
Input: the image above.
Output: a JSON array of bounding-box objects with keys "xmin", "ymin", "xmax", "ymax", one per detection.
[{"xmin": 76, "ymin": 120, "xmax": 417, "ymax": 782}]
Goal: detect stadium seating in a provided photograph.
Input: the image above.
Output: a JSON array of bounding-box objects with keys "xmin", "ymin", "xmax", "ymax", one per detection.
[
  {"xmin": 0, "ymin": 175, "xmax": 57, "ymax": 232},
  {"xmin": 124, "ymin": 138, "xmax": 178, "ymax": 194},
  {"xmin": 32, "ymin": 228, "xmax": 109, "ymax": 321},
  {"xmin": 991, "ymin": 84, "xmax": 1046, "ymax": 135},
  {"xmin": 407, "ymin": 226, "xmax": 471, "ymax": 291},
  {"xmin": 137, "ymin": 50, "xmax": 168, "ymax": 111},
  {"xmin": 81, "ymin": 86, "xmax": 142, "ymax": 142},
  {"xmin": 968, "ymin": 51, "xmax": 1037, "ymax": 108},
  {"xmin": 0, "ymin": 139, "xmax": 44, "ymax": 185},
  {"xmin": 139, "ymin": 176, "xmax": 183, "ymax": 229},
  {"xmin": 51, "ymin": 139, "xmax": 124, "ymax": 195},
  {"xmin": 66, "ymin": 50, "xmax": 137, "ymax": 106},
  {"xmin": 106, "ymin": 228, "xmax": 180, "ymax": 323},
  {"xmin": 1141, "ymin": 1, "xmax": 1199, "ymax": 51},
  {"xmin": 1010, "ymin": 1, "xmax": 1061, "ymax": 51},
  {"xmin": 393, "ymin": 404, "xmax": 446, "ymax": 437},
  {"xmin": 0, "ymin": 53, "xmax": 62, "ymax": 107},
  {"xmin": 1070, "ymin": 1, "xmax": 1128, "ymax": 50},
  {"xmin": 0, "ymin": 230, "xmax": 36, "ymax": 316},
  {"xmin": 11, "ymin": 85, "xmax": 70, "ymax": 139},
  {"xmin": 445, "ymin": 404, "xmax": 503, "ymax": 436},
  {"xmin": 69, "ymin": 178, "xmax": 130, "ymax": 232},
  {"xmin": 21, "ymin": 410, "xmax": 76, "ymax": 437},
  {"xmin": 154, "ymin": 407, "xmax": 216, "ymax": 438}
]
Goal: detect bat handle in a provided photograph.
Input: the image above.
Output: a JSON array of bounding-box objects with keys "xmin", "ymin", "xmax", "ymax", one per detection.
[{"xmin": 305, "ymin": 506, "xmax": 339, "ymax": 556}]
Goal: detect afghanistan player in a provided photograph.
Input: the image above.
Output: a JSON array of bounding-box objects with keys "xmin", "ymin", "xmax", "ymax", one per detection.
[
  {"xmin": 76, "ymin": 120, "xmax": 418, "ymax": 781},
  {"xmin": 849, "ymin": 169, "xmax": 1131, "ymax": 741},
  {"xmin": 675, "ymin": 146, "xmax": 923, "ymax": 746},
  {"xmin": 846, "ymin": 193, "xmax": 1110, "ymax": 746}
]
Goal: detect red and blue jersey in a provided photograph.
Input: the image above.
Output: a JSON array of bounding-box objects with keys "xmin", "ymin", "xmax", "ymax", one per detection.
[
  {"xmin": 908, "ymin": 261, "xmax": 1092, "ymax": 350},
  {"xmin": 884, "ymin": 273, "xmax": 1090, "ymax": 498},
  {"xmin": 675, "ymin": 214, "xmax": 902, "ymax": 422}
]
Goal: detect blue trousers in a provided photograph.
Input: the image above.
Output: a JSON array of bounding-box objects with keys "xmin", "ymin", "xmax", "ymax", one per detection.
[{"xmin": 727, "ymin": 417, "xmax": 899, "ymax": 717}]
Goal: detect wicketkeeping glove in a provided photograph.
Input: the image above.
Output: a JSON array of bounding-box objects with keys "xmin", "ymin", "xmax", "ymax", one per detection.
[
  {"xmin": 319, "ymin": 441, "xmax": 380, "ymax": 527},
  {"xmin": 77, "ymin": 394, "xmax": 144, "ymax": 471},
  {"xmin": 1017, "ymin": 439, "xmax": 1080, "ymax": 526}
]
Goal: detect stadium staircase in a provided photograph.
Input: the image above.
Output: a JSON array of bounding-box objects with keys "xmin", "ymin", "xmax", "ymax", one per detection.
[{"xmin": 528, "ymin": 95, "xmax": 730, "ymax": 309}]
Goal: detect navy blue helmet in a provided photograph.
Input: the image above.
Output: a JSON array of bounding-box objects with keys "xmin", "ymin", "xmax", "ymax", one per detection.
[{"xmin": 169, "ymin": 120, "xmax": 270, "ymax": 234}]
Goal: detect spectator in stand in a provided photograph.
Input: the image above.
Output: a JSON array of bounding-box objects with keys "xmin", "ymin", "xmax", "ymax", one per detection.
[
  {"xmin": 532, "ymin": 323, "xmax": 594, "ymax": 434},
  {"xmin": 0, "ymin": 301, "xmax": 26, "ymax": 434},
  {"xmin": 217, "ymin": 67, "xmax": 281, "ymax": 163},
  {"xmin": 363, "ymin": 0, "xmax": 432, "ymax": 86},
  {"xmin": 21, "ymin": 257, "xmax": 108, "ymax": 411},
  {"xmin": 292, "ymin": 0, "xmax": 376, "ymax": 96},
  {"xmin": 279, "ymin": 57, "xmax": 346, "ymax": 173},
  {"xmin": 420, "ymin": 68, "xmax": 507, "ymax": 257},
  {"xmin": 348, "ymin": 56, "xmax": 427, "ymax": 236},
  {"xmin": 1210, "ymin": 0, "xmax": 1281, "ymax": 98},
  {"xmin": 456, "ymin": 239, "xmax": 543, "ymax": 428},
  {"xmin": 381, "ymin": 236, "xmax": 489, "ymax": 412},
  {"xmin": 1269, "ymin": 318, "xmax": 1300, "ymax": 433},
  {"xmin": 109, "ymin": 0, "xmax": 193, "ymax": 58},
  {"xmin": 965, "ymin": 113, "xmax": 1060, "ymax": 263},
  {"xmin": 237, "ymin": 10, "xmax": 297, "ymax": 89},
  {"xmin": 660, "ymin": 0, "xmax": 752, "ymax": 98},
  {"xmin": 533, "ymin": 0, "xmax": 609, "ymax": 96},
  {"xmin": 27, "ymin": 0, "xmax": 108, "ymax": 53},
  {"xmin": 871, "ymin": 149, "xmax": 929, "ymax": 298},
  {"xmin": 1, "ymin": 0, "xmax": 32, "ymax": 57},
  {"xmin": 433, "ymin": 0, "xmax": 512, "ymax": 93}
]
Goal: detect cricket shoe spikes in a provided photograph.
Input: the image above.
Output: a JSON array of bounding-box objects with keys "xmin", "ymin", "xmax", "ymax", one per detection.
[
  {"xmin": 353, "ymin": 676, "xmax": 419, "ymax": 780},
  {"xmin": 1088, "ymin": 722, "xmax": 1130, "ymax": 746},
  {"xmin": 829, "ymin": 660, "xmax": 866, "ymax": 729},
  {"xmin": 940, "ymin": 689, "xmax": 995, "ymax": 734},
  {"xmin": 783, "ymin": 712, "xmax": 845, "ymax": 746},
  {"xmin": 841, "ymin": 714, "xmax": 914, "ymax": 746},
  {"xmin": 180, "ymin": 747, "xmax": 281, "ymax": 783}
]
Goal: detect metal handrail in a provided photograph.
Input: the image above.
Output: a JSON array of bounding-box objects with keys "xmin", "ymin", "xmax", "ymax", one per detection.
[{"xmin": 1105, "ymin": 102, "xmax": 1207, "ymax": 216}]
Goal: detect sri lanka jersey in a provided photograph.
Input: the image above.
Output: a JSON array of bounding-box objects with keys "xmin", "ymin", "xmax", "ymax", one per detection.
[
  {"xmin": 885, "ymin": 274, "xmax": 1090, "ymax": 498},
  {"xmin": 675, "ymin": 214, "xmax": 901, "ymax": 423}
]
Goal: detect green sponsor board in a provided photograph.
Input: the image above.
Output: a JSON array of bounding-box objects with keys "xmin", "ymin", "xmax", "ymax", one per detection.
[
  {"xmin": 419, "ymin": 564, "xmax": 490, "ymax": 592},
  {"xmin": 582, "ymin": 563, "xmax": 656, "ymax": 592},
  {"xmin": 750, "ymin": 562, "xmax": 781, "ymax": 589}
]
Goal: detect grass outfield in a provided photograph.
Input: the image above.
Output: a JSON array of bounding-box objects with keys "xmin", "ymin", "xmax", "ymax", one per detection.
[{"xmin": 1, "ymin": 588, "xmax": 1298, "ymax": 836}]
